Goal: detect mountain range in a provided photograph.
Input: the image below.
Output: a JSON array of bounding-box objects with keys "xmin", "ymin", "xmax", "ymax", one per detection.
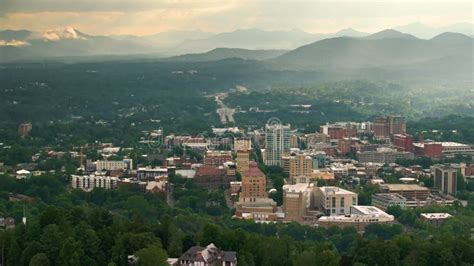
[
  {"xmin": 0, "ymin": 24, "xmax": 473, "ymax": 83},
  {"xmin": 270, "ymin": 30, "xmax": 473, "ymax": 71},
  {"xmin": 0, "ymin": 27, "xmax": 372, "ymax": 61}
]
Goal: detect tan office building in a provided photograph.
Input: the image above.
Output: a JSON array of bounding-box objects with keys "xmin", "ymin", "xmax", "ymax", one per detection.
[
  {"xmin": 283, "ymin": 183, "xmax": 314, "ymax": 222},
  {"xmin": 289, "ymin": 154, "xmax": 313, "ymax": 184},
  {"xmin": 240, "ymin": 161, "xmax": 267, "ymax": 202},
  {"xmin": 236, "ymin": 150, "xmax": 250, "ymax": 174}
]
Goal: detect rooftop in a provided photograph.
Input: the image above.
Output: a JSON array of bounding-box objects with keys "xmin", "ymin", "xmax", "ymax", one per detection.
[
  {"xmin": 420, "ymin": 213, "xmax": 452, "ymax": 219},
  {"xmin": 351, "ymin": 205, "xmax": 391, "ymax": 216},
  {"xmin": 381, "ymin": 184, "xmax": 429, "ymax": 191},
  {"xmin": 319, "ymin": 186, "xmax": 357, "ymax": 196},
  {"xmin": 373, "ymin": 193, "xmax": 406, "ymax": 201},
  {"xmin": 243, "ymin": 162, "xmax": 265, "ymax": 177},
  {"xmin": 283, "ymin": 183, "xmax": 314, "ymax": 193}
]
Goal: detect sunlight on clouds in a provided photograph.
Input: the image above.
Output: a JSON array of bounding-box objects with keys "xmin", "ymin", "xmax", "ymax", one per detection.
[{"xmin": 0, "ymin": 0, "xmax": 471, "ymax": 35}]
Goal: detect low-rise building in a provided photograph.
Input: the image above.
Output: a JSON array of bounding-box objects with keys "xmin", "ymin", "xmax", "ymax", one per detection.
[
  {"xmin": 204, "ymin": 150, "xmax": 232, "ymax": 167},
  {"xmin": 317, "ymin": 205, "xmax": 394, "ymax": 232},
  {"xmin": 194, "ymin": 166, "xmax": 229, "ymax": 190},
  {"xmin": 314, "ymin": 186, "xmax": 358, "ymax": 216},
  {"xmin": 71, "ymin": 175, "xmax": 118, "ymax": 191},
  {"xmin": 357, "ymin": 148, "xmax": 414, "ymax": 164},
  {"xmin": 420, "ymin": 213, "xmax": 452, "ymax": 227},
  {"xmin": 145, "ymin": 180, "xmax": 168, "ymax": 194},
  {"xmin": 379, "ymin": 184, "xmax": 454, "ymax": 207},
  {"xmin": 371, "ymin": 193, "xmax": 407, "ymax": 210},
  {"xmin": 176, "ymin": 243, "xmax": 237, "ymax": 266},
  {"xmin": 137, "ymin": 167, "xmax": 168, "ymax": 181},
  {"xmin": 380, "ymin": 184, "xmax": 430, "ymax": 202},
  {"xmin": 413, "ymin": 141, "xmax": 474, "ymax": 158},
  {"xmin": 95, "ymin": 159, "xmax": 133, "ymax": 171},
  {"xmin": 0, "ymin": 217, "xmax": 16, "ymax": 229},
  {"xmin": 234, "ymin": 198, "xmax": 278, "ymax": 222}
]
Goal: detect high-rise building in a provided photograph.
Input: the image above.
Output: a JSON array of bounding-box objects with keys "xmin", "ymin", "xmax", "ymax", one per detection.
[
  {"xmin": 240, "ymin": 161, "xmax": 267, "ymax": 202},
  {"xmin": 373, "ymin": 116, "xmax": 406, "ymax": 139},
  {"xmin": 236, "ymin": 149, "xmax": 250, "ymax": 174},
  {"xmin": 290, "ymin": 134, "xmax": 299, "ymax": 148},
  {"xmin": 264, "ymin": 123, "xmax": 290, "ymax": 166},
  {"xmin": 283, "ymin": 183, "xmax": 314, "ymax": 222},
  {"xmin": 289, "ymin": 154, "xmax": 313, "ymax": 184},
  {"xmin": 234, "ymin": 138, "xmax": 251, "ymax": 152},
  {"xmin": 431, "ymin": 164, "xmax": 458, "ymax": 195}
]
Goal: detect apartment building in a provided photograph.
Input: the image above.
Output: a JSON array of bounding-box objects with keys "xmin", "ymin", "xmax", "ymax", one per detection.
[{"xmin": 314, "ymin": 186, "xmax": 358, "ymax": 216}]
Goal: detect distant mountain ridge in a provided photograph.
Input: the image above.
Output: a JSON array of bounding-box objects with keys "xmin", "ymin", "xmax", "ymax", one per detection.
[
  {"xmin": 163, "ymin": 48, "xmax": 288, "ymax": 62},
  {"xmin": 0, "ymin": 25, "xmax": 472, "ymax": 63},
  {"xmin": 269, "ymin": 30, "xmax": 473, "ymax": 71}
]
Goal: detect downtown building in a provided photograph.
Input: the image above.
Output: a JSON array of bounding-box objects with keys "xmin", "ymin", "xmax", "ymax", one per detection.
[
  {"xmin": 282, "ymin": 183, "xmax": 314, "ymax": 223},
  {"xmin": 264, "ymin": 123, "xmax": 291, "ymax": 166},
  {"xmin": 373, "ymin": 116, "xmax": 406, "ymax": 139},
  {"xmin": 288, "ymin": 153, "xmax": 313, "ymax": 184},
  {"xmin": 314, "ymin": 186, "xmax": 358, "ymax": 216},
  {"xmin": 317, "ymin": 205, "xmax": 394, "ymax": 232},
  {"xmin": 356, "ymin": 147, "xmax": 414, "ymax": 164},
  {"xmin": 431, "ymin": 164, "xmax": 458, "ymax": 195},
  {"xmin": 235, "ymin": 162, "xmax": 277, "ymax": 222}
]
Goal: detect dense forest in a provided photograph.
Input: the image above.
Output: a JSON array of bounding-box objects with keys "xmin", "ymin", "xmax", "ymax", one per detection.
[
  {"xmin": 1, "ymin": 61, "xmax": 472, "ymax": 128},
  {"xmin": 1, "ymin": 173, "xmax": 473, "ymax": 265}
]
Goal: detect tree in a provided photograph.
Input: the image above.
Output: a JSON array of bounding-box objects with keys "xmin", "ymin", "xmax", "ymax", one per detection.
[
  {"xmin": 29, "ymin": 253, "xmax": 50, "ymax": 266},
  {"xmin": 59, "ymin": 237, "xmax": 85, "ymax": 266},
  {"xmin": 386, "ymin": 205, "xmax": 403, "ymax": 218},
  {"xmin": 40, "ymin": 224, "xmax": 64, "ymax": 264},
  {"xmin": 135, "ymin": 244, "xmax": 168, "ymax": 266},
  {"xmin": 21, "ymin": 241, "xmax": 42, "ymax": 266},
  {"xmin": 39, "ymin": 206, "xmax": 64, "ymax": 228}
]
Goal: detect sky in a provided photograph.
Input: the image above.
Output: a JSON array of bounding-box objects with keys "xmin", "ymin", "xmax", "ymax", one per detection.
[{"xmin": 0, "ymin": 0, "xmax": 472, "ymax": 35}]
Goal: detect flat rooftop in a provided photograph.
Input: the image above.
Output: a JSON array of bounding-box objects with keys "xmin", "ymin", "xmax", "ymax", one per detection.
[
  {"xmin": 413, "ymin": 142, "xmax": 470, "ymax": 148},
  {"xmin": 420, "ymin": 213, "xmax": 452, "ymax": 219},
  {"xmin": 351, "ymin": 205, "xmax": 389, "ymax": 216},
  {"xmin": 319, "ymin": 186, "xmax": 357, "ymax": 196},
  {"xmin": 381, "ymin": 184, "xmax": 429, "ymax": 191},
  {"xmin": 373, "ymin": 193, "xmax": 406, "ymax": 201},
  {"xmin": 283, "ymin": 183, "xmax": 313, "ymax": 193}
]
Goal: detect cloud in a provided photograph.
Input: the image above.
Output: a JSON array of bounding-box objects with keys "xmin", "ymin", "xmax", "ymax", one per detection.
[{"xmin": 0, "ymin": 0, "xmax": 472, "ymax": 35}]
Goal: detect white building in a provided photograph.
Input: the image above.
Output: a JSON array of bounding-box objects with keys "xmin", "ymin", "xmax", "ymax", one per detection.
[
  {"xmin": 15, "ymin": 169, "xmax": 31, "ymax": 179},
  {"xmin": 318, "ymin": 205, "xmax": 394, "ymax": 231},
  {"xmin": 96, "ymin": 158, "xmax": 133, "ymax": 171},
  {"xmin": 314, "ymin": 186, "xmax": 358, "ymax": 216},
  {"xmin": 71, "ymin": 175, "xmax": 118, "ymax": 191},
  {"xmin": 137, "ymin": 167, "xmax": 168, "ymax": 181},
  {"xmin": 264, "ymin": 123, "xmax": 291, "ymax": 166}
]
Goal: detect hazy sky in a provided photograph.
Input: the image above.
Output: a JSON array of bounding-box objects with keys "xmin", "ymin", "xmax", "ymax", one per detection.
[{"xmin": 0, "ymin": 0, "xmax": 472, "ymax": 35}]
